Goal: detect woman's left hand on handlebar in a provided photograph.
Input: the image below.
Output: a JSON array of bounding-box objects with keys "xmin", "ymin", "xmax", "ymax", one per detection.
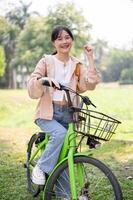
[{"xmin": 38, "ymin": 77, "xmax": 60, "ymax": 89}]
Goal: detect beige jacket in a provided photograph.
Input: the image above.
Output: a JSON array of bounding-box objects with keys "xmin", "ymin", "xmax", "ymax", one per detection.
[{"xmin": 27, "ymin": 55, "xmax": 101, "ymax": 120}]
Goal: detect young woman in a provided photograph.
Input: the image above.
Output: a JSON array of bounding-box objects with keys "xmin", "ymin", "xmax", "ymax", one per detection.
[{"xmin": 27, "ymin": 26, "xmax": 101, "ymax": 186}]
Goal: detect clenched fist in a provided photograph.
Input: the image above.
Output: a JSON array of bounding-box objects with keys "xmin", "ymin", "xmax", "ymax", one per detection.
[{"xmin": 83, "ymin": 45, "xmax": 94, "ymax": 58}]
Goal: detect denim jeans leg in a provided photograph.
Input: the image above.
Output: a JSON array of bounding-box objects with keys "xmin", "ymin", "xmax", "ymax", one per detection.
[{"xmin": 35, "ymin": 118, "xmax": 67, "ymax": 174}]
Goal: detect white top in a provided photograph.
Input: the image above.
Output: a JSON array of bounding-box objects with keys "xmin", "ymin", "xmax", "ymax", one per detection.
[{"xmin": 52, "ymin": 55, "xmax": 73, "ymax": 101}]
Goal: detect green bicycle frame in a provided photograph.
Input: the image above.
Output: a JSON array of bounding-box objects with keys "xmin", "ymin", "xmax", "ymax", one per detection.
[
  {"xmin": 28, "ymin": 123, "xmax": 91, "ymax": 199},
  {"xmin": 29, "ymin": 135, "xmax": 49, "ymax": 166},
  {"xmin": 42, "ymin": 123, "xmax": 90, "ymax": 200}
]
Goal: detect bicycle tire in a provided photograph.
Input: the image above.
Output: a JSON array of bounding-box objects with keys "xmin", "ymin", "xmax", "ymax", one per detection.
[
  {"xmin": 26, "ymin": 134, "xmax": 41, "ymax": 197},
  {"xmin": 44, "ymin": 156, "xmax": 123, "ymax": 200}
]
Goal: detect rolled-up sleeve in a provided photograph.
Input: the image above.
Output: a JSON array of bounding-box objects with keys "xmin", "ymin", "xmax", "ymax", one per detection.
[{"xmin": 27, "ymin": 58, "xmax": 47, "ymax": 99}]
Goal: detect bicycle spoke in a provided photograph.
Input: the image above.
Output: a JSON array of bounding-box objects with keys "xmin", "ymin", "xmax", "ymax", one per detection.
[{"xmin": 81, "ymin": 164, "xmax": 117, "ymax": 200}]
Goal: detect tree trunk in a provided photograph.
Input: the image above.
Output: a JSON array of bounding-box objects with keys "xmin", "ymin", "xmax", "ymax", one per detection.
[{"xmin": 8, "ymin": 68, "xmax": 17, "ymax": 89}]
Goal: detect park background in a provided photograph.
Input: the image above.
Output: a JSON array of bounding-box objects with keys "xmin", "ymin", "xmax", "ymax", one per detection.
[{"xmin": 0, "ymin": 0, "xmax": 133, "ymax": 199}]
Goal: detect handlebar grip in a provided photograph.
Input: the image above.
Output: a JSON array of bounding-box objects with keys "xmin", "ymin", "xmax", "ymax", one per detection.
[
  {"xmin": 42, "ymin": 80, "xmax": 53, "ymax": 87},
  {"xmin": 42, "ymin": 79, "xmax": 63, "ymax": 90}
]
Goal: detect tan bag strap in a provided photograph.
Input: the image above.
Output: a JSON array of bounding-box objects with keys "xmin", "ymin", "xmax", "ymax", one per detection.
[{"xmin": 75, "ymin": 63, "xmax": 80, "ymax": 81}]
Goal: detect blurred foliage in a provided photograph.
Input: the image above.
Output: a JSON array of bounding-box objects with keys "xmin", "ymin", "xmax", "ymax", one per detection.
[
  {"xmin": 0, "ymin": 1, "xmax": 32, "ymax": 88},
  {"xmin": 12, "ymin": 17, "xmax": 48, "ymax": 72},
  {"xmin": 101, "ymin": 48, "xmax": 133, "ymax": 82},
  {"xmin": 0, "ymin": 46, "xmax": 6, "ymax": 76},
  {"xmin": 0, "ymin": 1, "xmax": 133, "ymax": 88},
  {"xmin": 119, "ymin": 68, "xmax": 133, "ymax": 84}
]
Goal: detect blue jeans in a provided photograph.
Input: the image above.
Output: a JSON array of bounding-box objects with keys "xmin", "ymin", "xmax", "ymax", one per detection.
[
  {"xmin": 35, "ymin": 104, "xmax": 72, "ymax": 198},
  {"xmin": 35, "ymin": 104, "xmax": 73, "ymax": 174}
]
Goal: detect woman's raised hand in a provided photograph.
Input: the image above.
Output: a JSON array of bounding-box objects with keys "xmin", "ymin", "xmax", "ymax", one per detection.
[{"xmin": 83, "ymin": 45, "xmax": 94, "ymax": 58}]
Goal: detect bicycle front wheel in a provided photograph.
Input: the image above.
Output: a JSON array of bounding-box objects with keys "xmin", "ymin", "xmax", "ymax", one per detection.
[{"xmin": 44, "ymin": 156, "xmax": 123, "ymax": 200}]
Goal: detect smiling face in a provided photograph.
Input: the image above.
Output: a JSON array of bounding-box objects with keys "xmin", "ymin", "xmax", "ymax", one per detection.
[{"xmin": 53, "ymin": 30, "xmax": 73, "ymax": 55}]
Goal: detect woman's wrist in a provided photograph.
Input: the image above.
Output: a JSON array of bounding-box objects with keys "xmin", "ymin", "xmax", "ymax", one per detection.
[{"xmin": 87, "ymin": 56, "xmax": 96, "ymax": 70}]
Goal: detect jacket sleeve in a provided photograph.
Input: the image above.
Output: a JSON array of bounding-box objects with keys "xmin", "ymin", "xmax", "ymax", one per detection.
[
  {"xmin": 27, "ymin": 58, "xmax": 47, "ymax": 99},
  {"xmin": 77, "ymin": 64, "xmax": 101, "ymax": 92}
]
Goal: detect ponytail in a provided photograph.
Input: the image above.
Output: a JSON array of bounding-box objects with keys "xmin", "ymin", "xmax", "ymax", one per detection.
[{"xmin": 52, "ymin": 51, "xmax": 57, "ymax": 55}]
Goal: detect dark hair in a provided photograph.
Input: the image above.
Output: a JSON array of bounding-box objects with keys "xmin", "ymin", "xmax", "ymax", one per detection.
[{"xmin": 51, "ymin": 26, "xmax": 74, "ymax": 42}]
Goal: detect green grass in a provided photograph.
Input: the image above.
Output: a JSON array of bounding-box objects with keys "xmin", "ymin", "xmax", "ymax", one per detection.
[
  {"xmin": 86, "ymin": 84, "xmax": 133, "ymax": 141},
  {"xmin": 0, "ymin": 89, "xmax": 37, "ymax": 128},
  {"xmin": 0, "ymin": 83, "xmax": 133, "ymax": 200}
]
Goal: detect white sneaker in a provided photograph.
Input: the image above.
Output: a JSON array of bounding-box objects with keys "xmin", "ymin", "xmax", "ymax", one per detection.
[{"xmin": 32, "ymin": 165, "xmax": 45, "ymax": 185}]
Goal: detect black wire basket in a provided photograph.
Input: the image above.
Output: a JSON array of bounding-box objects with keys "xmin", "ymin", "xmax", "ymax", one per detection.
[{"xmin": 74, "ymin": 109, "xmax": 121, "ymax": 141}]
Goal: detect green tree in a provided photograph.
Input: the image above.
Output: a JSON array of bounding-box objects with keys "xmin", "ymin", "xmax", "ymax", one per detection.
[
  {"xmin": 0, "ymin": 20, "xmax": 20, "ymax": 88},
  {"xmin": 0, "ymin": 1, "xmax": 35, "ymax": 88},
  {"xmin": 120, "ymin": 68, "xmax": 133, "ymax": 84},
  {"xmin": 0, "ymin": 46, "xmax": 6, "ymax": 76},
  {"xmin": 14, "ymin": 17, "xmax": 48, "ymax": 73},
  {"xmin": 0, "ymin": 16, "xmax": 18, "ymax": 88},
  {"xmin": 102, "ymin": 48, "xmax": 133, "ymax": 82}
]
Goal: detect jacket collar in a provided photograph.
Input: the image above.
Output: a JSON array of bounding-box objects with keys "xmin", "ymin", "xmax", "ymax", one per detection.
[{"xmin": 43, "ymin": 54, "xmax": 81, "ymax": 79}]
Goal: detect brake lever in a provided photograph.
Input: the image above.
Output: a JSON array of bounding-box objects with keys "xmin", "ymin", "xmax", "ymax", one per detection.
[
  {"xmin": 90, "ymin": 101, "xmax": 96, "ymax": 108},
  {"xmin": 82, "ymin": 96, "xmax": 96, "ymax": 108}
]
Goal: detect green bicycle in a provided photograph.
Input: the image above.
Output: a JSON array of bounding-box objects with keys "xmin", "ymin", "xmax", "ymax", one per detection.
[{"xmin": 25, "ymin": 81, "xmax": 123, "ymax": 200}]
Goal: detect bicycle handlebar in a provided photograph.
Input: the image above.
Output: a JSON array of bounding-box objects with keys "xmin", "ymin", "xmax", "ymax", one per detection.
[{"xmin": 42, "ymin": 79, "xmax": 96, "ymax": 108}]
